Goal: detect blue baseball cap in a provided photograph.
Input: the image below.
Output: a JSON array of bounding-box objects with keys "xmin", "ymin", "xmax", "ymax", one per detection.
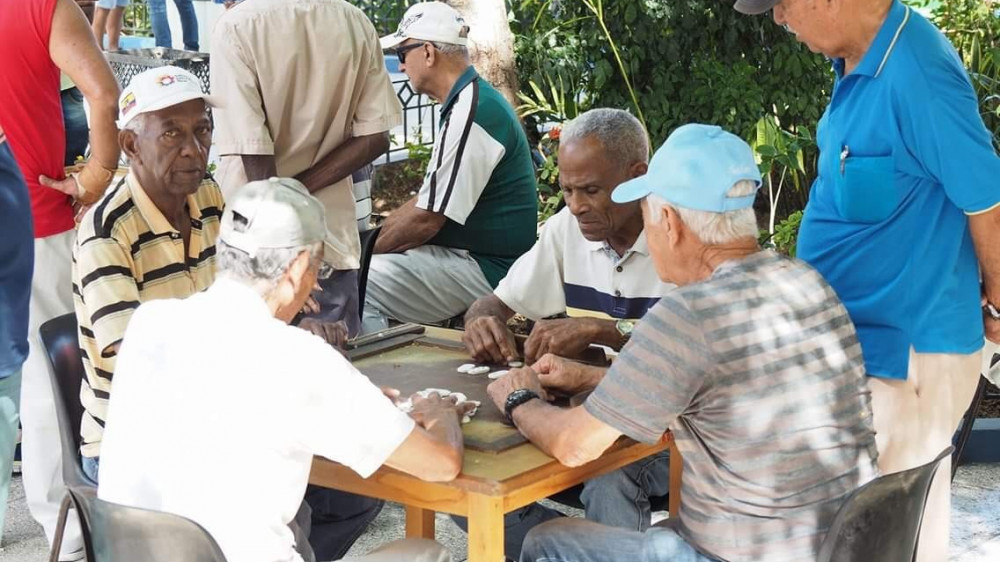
[{"xmin": 611, "ymin": 124, "xmax": 762, "ymax": 212}]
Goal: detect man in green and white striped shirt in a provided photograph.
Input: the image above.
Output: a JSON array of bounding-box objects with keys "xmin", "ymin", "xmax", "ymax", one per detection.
[{"xmin": 366, "ymin": 2, "xmax": 537, "ymax": 333}]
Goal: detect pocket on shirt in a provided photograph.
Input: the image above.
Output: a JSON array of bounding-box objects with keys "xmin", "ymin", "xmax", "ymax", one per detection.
[{"xmin": 835, "ymin": 153, "xmax": 897, "ymax": 223}]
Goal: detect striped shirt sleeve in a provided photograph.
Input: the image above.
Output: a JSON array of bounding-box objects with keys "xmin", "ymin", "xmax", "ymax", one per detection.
[
  {"xmin": 585, "ymin": 295, "xmax": 712, "ymax": 443},
  {"xmin": 417, "ymin": 83, "xmax": 505, "ymax": 225},
  {"xmin": 76, "ymin": 236, "xmax": 140, "ymax": 356}
]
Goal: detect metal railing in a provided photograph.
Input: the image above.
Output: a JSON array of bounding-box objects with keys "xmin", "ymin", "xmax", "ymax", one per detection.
[{"xmin": 383, "ymin": 76, "xmax": 438, "ymax": 164}]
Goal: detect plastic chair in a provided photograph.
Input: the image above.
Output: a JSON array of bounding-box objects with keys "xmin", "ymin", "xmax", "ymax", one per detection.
[
  {"xmin": 39, "ymin": 312, "xmax": 94, "ymax": 562},
  {"xmin": 817, "ymin": 446, "xmax": 954, "ymax": 562},
  {"xmin": 357, "ymin": 225, "xmax": 382, "ymax": 319},
  {"xmin": 952, "ymin": 352, "xmax": 997, "ymax": 478},
  {"xmin": 67, "ymin": 486, "xmax": 228, "ymax": 562}
]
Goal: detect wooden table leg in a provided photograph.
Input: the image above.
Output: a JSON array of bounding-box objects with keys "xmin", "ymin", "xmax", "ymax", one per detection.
[
  {"xmin": 405, "ymin": 504, "xmax": 436, "ymax": 539},
  {"xmin": 467, "ymin": 493, "xmax": 505, "ymax": 562},
  {"xmin": 668, "ymin": 439, "xmax": 682, "ymax": 517}
]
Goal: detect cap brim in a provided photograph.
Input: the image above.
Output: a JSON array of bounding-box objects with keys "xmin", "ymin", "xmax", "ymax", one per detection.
[
  {"xmin": 117, "ymin": 91, "xmax": 224, "ymax": 129},
  {"xmin": 380, "ymin": 34, "xmax": 407, "ymax": 50},
  {"xmin": 733, "ymin": 0, "xmax": 778, "ymax": 15},
  {"xmin": 611, "ymin": 176, "xmax": 653, "ymax": 204}
]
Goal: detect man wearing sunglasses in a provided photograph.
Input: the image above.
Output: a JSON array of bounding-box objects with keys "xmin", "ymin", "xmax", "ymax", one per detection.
[{"xmin": 365, "ymin": 2, "xmax": 538, "ymax": 334}]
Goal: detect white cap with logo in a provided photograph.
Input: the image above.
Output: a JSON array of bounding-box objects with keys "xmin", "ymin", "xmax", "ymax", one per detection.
[
  {"xmin": 117, "ymin": 65, "xmax": 221, "ymax": 129},
  {"xmin": 220, "ymin": 177, "xmax": 340, "ymax": 266},
  {"xmin": 379, "ymin": 2, "xmax": 469, "ymax": 50}
]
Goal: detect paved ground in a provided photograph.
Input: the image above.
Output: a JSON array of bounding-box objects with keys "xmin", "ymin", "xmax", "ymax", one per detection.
[{"xmin": 2, "ymin": 463, "xmax": 998, "ymax": 561}]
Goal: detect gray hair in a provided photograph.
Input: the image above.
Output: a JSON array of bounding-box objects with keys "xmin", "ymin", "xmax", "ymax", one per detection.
[
  {"xmin": 216, "ymin": 239, "xmax": 322, "ymax": 294},
  {"xmin": 432, "ymin": 42, "xmax": 469, "ymax": 59},
  {"xmin": 561, "ymin": 108, "xmax": 649, "ymax": 171},
  {"xmin": 122, "ymin": 112, "xmax": 149, "ymax": 135},
  {"xmin": 645, "ymin": 180, "xmax": 759, "ymax": 245}
]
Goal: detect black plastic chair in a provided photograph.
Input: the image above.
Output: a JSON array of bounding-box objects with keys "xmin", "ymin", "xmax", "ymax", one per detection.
[
  {"xmin": 817, "ymin": 446, "xmax": 953, "ymax": 562},
  {"xmin": 39, "ymin": 312, "xmax": 94, "ymax": 562},
  {"xmin": 952, "ymin": 352, "xmax": 998, "ymax": 479},
  {"xmin": 357, "ymin": 225, "xmax": 382, "ymax": 319},
  {"xmin": 68, "ymin": 486, "xmax": 228, "ymax": 562}
]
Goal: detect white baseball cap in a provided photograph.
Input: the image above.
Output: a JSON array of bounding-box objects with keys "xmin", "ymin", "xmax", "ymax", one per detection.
[
  {"xmin": 117, "ymin": 66, "xmax": 221, "ymax": 129},
  {"xmin": 220, "ymin": 177, "xmax": 340, "ymax": 266},
  {"xmin": 379, "ymin": 2, "xmax": 469, "ymax": 50}
]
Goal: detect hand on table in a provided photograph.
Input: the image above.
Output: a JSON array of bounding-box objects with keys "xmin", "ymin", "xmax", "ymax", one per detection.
[
  {"xmin": 532, "ymin": 353, "xmax": 604, "ymax": 396},
  {"xmin": 462, "ymin": 315, "xmax": 519, "ymax": 364},
  {"xmin": 298, "ymin": 318, "xmax": 349, "ymax": 350},
  {"xmin": 487, "ymin": 367, "xmax": 548, "ymax": 413},
  {"xmin": 408, "ymin": 391, "xmax": 476, "ymax": 429},
  {"xmin": 523, "ymin": 317, "xmax": 600, "ymax": 364}
]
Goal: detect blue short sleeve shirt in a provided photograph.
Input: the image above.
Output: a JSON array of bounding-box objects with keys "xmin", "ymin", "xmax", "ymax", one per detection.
[{"xmin": 797, "ymin": 0, "xmax": 1000, "ymax": 380}]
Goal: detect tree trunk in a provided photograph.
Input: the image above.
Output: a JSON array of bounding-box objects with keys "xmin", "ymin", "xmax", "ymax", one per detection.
[{"xmin": 446, "ymin": 0, "xmax": 520, "ymax": 108}]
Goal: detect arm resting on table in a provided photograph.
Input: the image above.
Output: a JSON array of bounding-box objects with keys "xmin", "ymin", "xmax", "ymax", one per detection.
[
  {"xmin": 384, "ymin": 411, "xmax": 464, "ymax": 482},
  {"xmin": 512, "ymin": 402, "xmax": 621, "ymax": 468}
]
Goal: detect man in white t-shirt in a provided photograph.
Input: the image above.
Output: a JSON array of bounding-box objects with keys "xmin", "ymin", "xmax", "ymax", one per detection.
[
  {"xmin": 98, "ymin": 177, "xmax": 467, "ymax": 562},
  {"xmin": 463, "ymin": 109, "xmax": 673, "ymax": 365}
]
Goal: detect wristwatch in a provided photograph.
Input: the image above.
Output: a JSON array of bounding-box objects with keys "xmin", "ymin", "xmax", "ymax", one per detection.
[
  {"xmin": 615, "ymin": 319, "xmax": 635, "ymax": 348},
  {"xmin": 986, "ymin": 302, "xmax": 1000, "ymax": 321},
  {"xmin": 504, "ymin": 388, "xmax": 540, "ymax": 425}
]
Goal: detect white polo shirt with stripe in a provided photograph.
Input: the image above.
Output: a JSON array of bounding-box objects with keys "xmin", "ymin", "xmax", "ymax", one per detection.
[{"xmin": 494, "ymin": 207, "xmax": 673, "ymax": 321}]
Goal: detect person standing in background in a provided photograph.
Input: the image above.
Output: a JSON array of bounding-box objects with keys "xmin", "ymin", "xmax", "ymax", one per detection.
[
  {"xmin": 149, "ymin": 0, "xmax": 199, "ymax": 51},
  {"xmin": 91, "ymin": 0, "xmax": 126, "ymax": 51},
  {"xmin": 0, "ymin": 0, "xmax": 120, "ymax": 559}
]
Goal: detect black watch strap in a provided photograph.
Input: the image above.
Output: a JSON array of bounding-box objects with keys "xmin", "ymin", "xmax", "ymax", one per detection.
[{"xmin": 504, "ymin": 389, "xmax": 540, "ymax": 425}]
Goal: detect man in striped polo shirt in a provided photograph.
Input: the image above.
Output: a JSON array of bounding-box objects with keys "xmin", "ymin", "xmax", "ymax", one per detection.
[
  {"xmin": 73, "ymin": 67, "xmax": 223, "ymax": 484},
  {"xmin": 463, "ymin": 109, "xmax": 673, "ymax": 366},
  {"xmin": 492, "ymin": 125, "xmax": 879, "ymax": 562},
  {"xmin": 365, "ymin": 2, "xmax": 538, "ymax": 333}
]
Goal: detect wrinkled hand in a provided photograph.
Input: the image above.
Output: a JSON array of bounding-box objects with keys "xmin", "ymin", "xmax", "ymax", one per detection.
[
  {"xmin": 408, "ymin": 391, "xmax": 475, "ymax": 429},
  {"xmin": 298, "ymin": 318, "xmax": 349, "ymax": 350},
  {"xmin": 524, "ymin": 317, "xmax": 597, "ymax": 364},
  {"xmin": 983, "ymin": 294, "xmax": 1000, "ymax": 344},
  {"xmin": 532, "ymin": 353, "xmax": 602, "ymax": 395},
  {"xmin": 462, "ymin": 315, "xmax": 519, "ymax": 364},
  {"xmin": 40, "ymin": 173, "xmax": 92, "ymax": 222},
  {"xmin": 487, "ymin": 367, "xmax": 547, "ymax": 413}
]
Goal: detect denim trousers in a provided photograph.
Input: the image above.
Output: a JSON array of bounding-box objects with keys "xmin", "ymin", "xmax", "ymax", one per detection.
[
  {"xmin": 454, "ymin": 450, "xmax": 672, "ymax": 560},
  {"xmin": 148, "ymin": 0, "xmax": 198, "ymax": 51},
  {"xmin": 0, "ymin": 371, "xmax": 23, "ymax": 544},
  {"xmin": 520, "ymin": 519, "xmax": 718, "ymax": 562},
  {"xmin": 61, "ymin": 87, "xmax": 89, "ymax": 166}
]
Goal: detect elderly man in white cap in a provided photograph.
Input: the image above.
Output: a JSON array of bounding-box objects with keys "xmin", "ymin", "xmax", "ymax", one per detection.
[
  {"xmin": 365, "ymin": 1, "xmax": 538, "ymax": 332},
  {"xmin": 98, "ymin": 177, "xmax": 467, "ymax": 562},
  {"xmin": 494, "ymin": 125, "xmax": 879, "ymax": 562},
  {"xmin": 733, "ymin": 3, "xmax": 1000, "ymax": 560},
  {"xmin": 72, "ymin": 65, "xmax": 224, "ymax": 484}
]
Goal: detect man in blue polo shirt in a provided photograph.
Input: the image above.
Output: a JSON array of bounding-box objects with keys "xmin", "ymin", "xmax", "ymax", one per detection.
[{"xmin": 735, "ymin": 1, "xmax": 1000, "ymax": 560}]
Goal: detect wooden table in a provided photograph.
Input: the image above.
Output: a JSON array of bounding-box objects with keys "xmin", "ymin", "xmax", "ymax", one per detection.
[{"xmin": 308, "ymin": 326, "xmax": 681, "ymax": 562}]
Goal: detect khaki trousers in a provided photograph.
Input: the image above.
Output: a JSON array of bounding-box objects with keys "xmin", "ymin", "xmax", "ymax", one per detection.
[{"xmin": 868, "ymin": 348, "xmax": 983, "ymax": 562}]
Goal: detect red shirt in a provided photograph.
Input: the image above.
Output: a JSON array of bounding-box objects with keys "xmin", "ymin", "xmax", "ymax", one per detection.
[{"xmin": 0, "ymin": 0, "xmax": 74, "ymax": 238}]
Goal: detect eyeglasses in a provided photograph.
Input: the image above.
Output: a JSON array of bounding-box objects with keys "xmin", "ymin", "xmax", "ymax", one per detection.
[{"xmin": 395, "ymin": 42, "xmax": 427, "ymax": 64}]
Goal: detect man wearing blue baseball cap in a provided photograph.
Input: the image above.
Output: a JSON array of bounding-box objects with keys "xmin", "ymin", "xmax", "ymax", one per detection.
[
  {"xmin": 490, "ymin": 124, "xmax": 879, "ymax": 562},
  {"xmin": 734, "ymin": 3, "xmax": 1000, "ymax": 559}
]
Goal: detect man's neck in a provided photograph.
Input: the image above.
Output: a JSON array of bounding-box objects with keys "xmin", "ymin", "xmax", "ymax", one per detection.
[
  {"xmin": 134, "ymin": 171, "xmax": 188, "ymax": 230},
  {"xmin": 842, "ymin": 0, "xmax": 894, "ymax": 75},
  {"xmin": 691, "ymin": 239, "xmax": 760, "ymax": 283},
  {"xmin": 428, "ymin": 64, "xmax": 471, "ymax": 105},
  {"xmin": 605, "ymin": 220, "xmax": 644, "ymax": 257}
]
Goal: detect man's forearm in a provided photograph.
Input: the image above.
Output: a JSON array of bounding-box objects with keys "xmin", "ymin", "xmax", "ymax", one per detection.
[
  {"xmin": 588, "ymin": 319, "xmax": 625, "ymax": 350},
  {"xmin": 87, "ymin": 95, "xmax": 120, "ymax": 173},
  {"xmin": 296, "ymin": 132, "xmax": 389, "ymax": 193},
  {"xmin": 465, "ymin": 294, "xmax": 516, "ymax": 325},
  {"xmin": 970, "ymin": 208, "xmax": 1000, "ymax": 303},
  {"xmin": 512, "ymin": 401, "xmax": 616, "ymax": 467},
  {"xmin": 374, "ymin": 198, "xmax": 445, "ymax": 254},
  {"xmin": 241, "ymin": 155, "xmax": 278, "ymax": 182}
]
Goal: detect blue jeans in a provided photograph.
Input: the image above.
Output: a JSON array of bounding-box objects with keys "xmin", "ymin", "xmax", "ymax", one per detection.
[
  {"xmin": 148, "ymin": 0, "xmax": 198, "ymax": 51},
  {"xmin": 520, "ymin": 519, "xmax": 718, "ymax": 562},
  {"xmin": 81, "ymin": 454, "xmax": 100, "ymax": 485},
  {"xmin": 0, "ymin": 371, "xmax": 22, "ymax": 544},
  {"xmin": 62, "ymin": 87, "xmax": 90, "ymax": 166},
  {"xmin": 454, "ymin": 450, "xmax": 672, "ymax": 559}
]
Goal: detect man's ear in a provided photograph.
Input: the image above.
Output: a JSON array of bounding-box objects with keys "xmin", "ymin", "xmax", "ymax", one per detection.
[
  {"xmin": 629, "ymin": 160, "xmax": 648, "ymax": 180},
  {"xmin": 664, "ymin": 205, "xmax": 684, "ymax": 247},
  {"xmin": 285, "ymin": 250, "xmax": 313, "ymax": 291},
  {"xmin": 120, "ymin": 129, "xmax": 139, "ymax": 162},
  {"xmin": 424, "ymin": 42, "xmax": 436, "ymax": 67}
]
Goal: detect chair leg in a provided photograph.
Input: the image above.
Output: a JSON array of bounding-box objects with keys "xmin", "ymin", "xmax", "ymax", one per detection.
[
  {"xmin": 952, "ymin": 375, "xmax": 988, "ymax": 481},
  {"xmin": 49, "ymin": 494, "xmax": 72, "ymax": 562}
]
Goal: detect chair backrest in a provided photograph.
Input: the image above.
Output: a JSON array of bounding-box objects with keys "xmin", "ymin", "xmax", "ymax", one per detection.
[
  {"xmin": 357, "ymin": 225, "xmax": 382, "ymax": 318},
  {"xmin": 817, "ymin": 446, "xmax": 953, "ymax": 562},
  {"xmin": 38, "ymin": 312, "xmax": 93, "ymax": 488},
  {"xmin": 68, "ymin": 486, "xmax": 228, "ymax": 562}
]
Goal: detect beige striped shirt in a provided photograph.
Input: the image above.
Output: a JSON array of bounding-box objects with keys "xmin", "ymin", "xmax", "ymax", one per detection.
[{"xmin": 73, "ymin": 173, "xmax": 222, "ymax": 458}]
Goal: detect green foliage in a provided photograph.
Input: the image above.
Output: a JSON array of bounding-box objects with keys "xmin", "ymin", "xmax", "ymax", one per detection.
[
  {"xmin": 752, "ymin": 115, "xmax": 815, "ymax": 233},
  {"xmin": 765, "ymin": 210, "xmax": 804, "ymax": 258}
]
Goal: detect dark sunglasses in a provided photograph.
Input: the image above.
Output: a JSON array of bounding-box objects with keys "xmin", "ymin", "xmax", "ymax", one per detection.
[{"xmin": 395, "ymin": 42, "xmax": 428, "ymax": 64}]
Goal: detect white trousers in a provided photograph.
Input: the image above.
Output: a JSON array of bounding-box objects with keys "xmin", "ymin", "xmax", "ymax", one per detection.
[
  {"xmin": 362, "ymin": 245, "xmax": 493, "ymax": 334},
  {"xmin": 21, "ymin": 229, "xmax": 82, "ymax": 559},
  {"xmin": 868, "ymin": 348, "xmax": 983, "ymax": 562},
  {"xmin": 339, "ymin": 539, "xmax": 451, "ymax": 562}
]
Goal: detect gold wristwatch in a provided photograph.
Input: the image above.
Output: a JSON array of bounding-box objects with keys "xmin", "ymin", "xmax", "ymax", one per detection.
[{"xmin": 615, "ymin": 319, "xmax": 635, "ymax": 349}]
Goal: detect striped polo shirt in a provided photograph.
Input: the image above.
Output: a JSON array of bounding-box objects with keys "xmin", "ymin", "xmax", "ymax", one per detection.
[
  {"xmin": 73, "ymin": 173, "xmax": 223, "ymax": 458},
  {"xmin": 494, "ymin": 207, "xmax": 672, "ymax": 321},
  {"xmin": 586, "ymin": 250, "xmax": 879, "ymax": 562},
  {"xmin": 417, "ymin": 66, "xmax": 538, "ymax": 287}
]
